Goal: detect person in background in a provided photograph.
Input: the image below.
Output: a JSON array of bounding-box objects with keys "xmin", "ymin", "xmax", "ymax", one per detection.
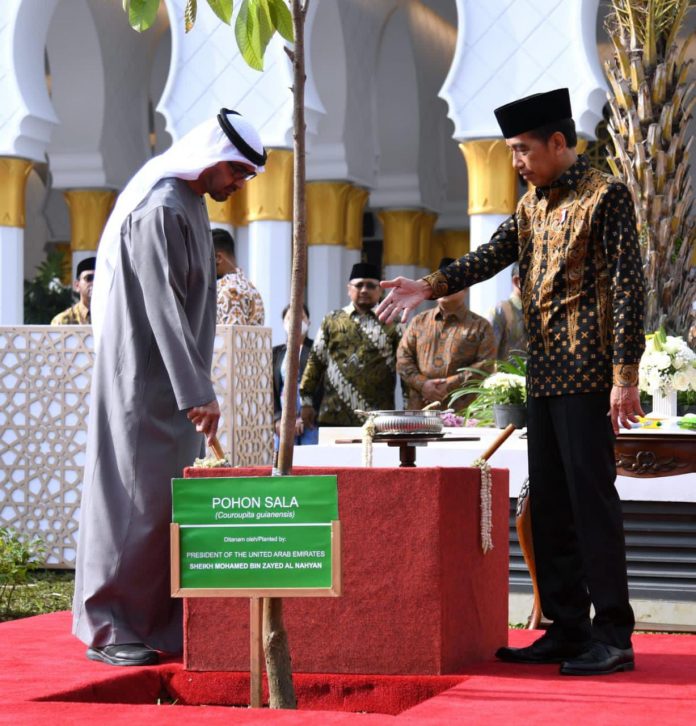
[
  {"xmin": 300, "ymin": 262, "xmax": 401, "ymax": 428},
  {"xmin": 398, "ymin": 257, "xmax": 496, "ymax": 410},
  {"xmin": 489, "ymin": 262, "xmax": 528, "ymax": 361},
  {"xmin": 213, "ymin": 228, "xmax": 265, "ymax": 326},
  {"xmin": 51, "ymin": 257, "xmax": 96, "ymax": 325},
  {"xmin": 272, "ymin": 304, "xmax": 320, "ymax": 448}
]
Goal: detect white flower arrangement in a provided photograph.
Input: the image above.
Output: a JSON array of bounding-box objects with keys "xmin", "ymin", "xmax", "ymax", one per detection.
[
  {"xmin": 481, "ymin": 372, "xmax": 527, "ymax": 405},
  {"xmin": 639, "ymin": 328, "xmax": 696, "ymax": 395}
]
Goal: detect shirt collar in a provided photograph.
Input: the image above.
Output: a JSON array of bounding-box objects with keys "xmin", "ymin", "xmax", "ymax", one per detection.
[
  {"xmin": 435, "ymin": 304, "xmax": 469, "ymax": 323},
  {"xmin": 344, "ymin": 302, "xmax": 377, "ymax": 318},
  {"xmin": 535, "ymin": 153, "xmax": 588, "ymax": 199}
]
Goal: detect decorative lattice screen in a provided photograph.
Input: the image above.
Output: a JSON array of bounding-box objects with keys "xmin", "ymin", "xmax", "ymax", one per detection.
[{"xmin": 0, "ymin": 325, "xmax": 273, "ymax": 567}]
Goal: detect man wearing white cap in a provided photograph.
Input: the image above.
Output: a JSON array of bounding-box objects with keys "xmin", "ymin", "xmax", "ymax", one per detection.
[{"xmin": 72, "ymin": 110, "xmax": 266, "ymax": 666}]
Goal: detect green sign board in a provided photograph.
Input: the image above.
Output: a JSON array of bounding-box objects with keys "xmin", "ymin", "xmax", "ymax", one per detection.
[{"xmin": 170, "ymin": 475, "xmax": 340, "ymax": 596}]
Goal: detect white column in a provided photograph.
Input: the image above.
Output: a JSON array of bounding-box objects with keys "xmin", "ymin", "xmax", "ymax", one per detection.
[
  {"xmin": 307, "ymin": 246, "xmax": 344, "ymax": 337},
  {"xmin": 234, "ymin": 225, "xmax": 250, "ymax": 282},
  {"xmin": 468, "ymin": 214, "xmax": 512, "ymax": 318},
  {"xmin": 0, "ymin": 227, "xmax": 24, "ymax": 324},
  {"xmin": 248, "ymin": 220, "xmax": 292, "ymax": 345}
]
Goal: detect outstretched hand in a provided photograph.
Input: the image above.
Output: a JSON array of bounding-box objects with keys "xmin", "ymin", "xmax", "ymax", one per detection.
[{"xmin": 376, "ymin": 277, "xmax": 432, "ymax": 324}]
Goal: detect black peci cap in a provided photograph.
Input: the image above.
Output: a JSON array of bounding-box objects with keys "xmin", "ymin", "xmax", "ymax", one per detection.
[{"xmin": 494, "ymin": 88, "xmax": 572, "ymax": 138}]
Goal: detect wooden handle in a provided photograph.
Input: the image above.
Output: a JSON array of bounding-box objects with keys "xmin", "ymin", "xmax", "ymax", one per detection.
[
  {"xmin": 479, "ymin": 423, "xmax": 516, "ymax": 462},
  {"xmin": 209, "ymin": 435, "xmax": 225, "ymax": 461}
]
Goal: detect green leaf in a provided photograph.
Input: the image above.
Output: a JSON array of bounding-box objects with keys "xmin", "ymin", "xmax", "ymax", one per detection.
[
  {"xmin": 255, "ymin": 0, "xmax": 276, "ymax": 56},
  {"xmin": 236, "ymin": 0, "xmax": 264, "ymax": 70},
  {"xmin": 268, "ymin": 0, "xmax": 294, "ymax": 42},
  {"xmin": 207, "ymin": 0, "xmax": 234, "ymax": 24},
  {"xmin": 185, "ymin": 0, "xmax": 197, "ymax": 33},
  {"xmin": 126, "ymin": 0, "xmax": 160, "ymax": 32}
]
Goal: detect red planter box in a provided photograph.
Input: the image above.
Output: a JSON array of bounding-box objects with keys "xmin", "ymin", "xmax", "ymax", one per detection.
[{"xmin": 182, "ymin": 466, "xmax": 509, "ymax": 675}]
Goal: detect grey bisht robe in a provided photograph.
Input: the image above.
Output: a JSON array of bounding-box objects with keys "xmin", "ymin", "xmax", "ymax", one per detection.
[{"xmin": 72, "ymin": 178, "xmax": 216, "ymax": 651}]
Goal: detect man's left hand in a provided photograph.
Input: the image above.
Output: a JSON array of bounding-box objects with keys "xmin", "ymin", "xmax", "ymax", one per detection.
[{"xmin": 609, "ymin": 385, "xmax": 644, "ymax": 434}]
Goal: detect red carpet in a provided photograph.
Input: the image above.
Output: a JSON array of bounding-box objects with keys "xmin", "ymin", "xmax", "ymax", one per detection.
[{"xmin": 1, "ymin": 611, "xmax": 695, "ymax": 724}]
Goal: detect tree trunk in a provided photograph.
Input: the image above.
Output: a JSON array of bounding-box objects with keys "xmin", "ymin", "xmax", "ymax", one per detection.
[
  {"xmin": 263, "ymin": 0, "xmax": 309, "ymax": 710},
  {"xmin": 263, "ymin": 597, "xmax": 297, "ymax": 708}
]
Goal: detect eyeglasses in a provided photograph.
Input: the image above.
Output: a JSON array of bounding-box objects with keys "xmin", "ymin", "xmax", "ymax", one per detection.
[
  {"xmin": 80, "ymin": 273, "xmax": 95, "ymax": 283},
  {"xmin": 349, "ymin": 281, "xmax": 379, "ymax": 291},
  {"xmin": 228, "ymin": 162, "xmax": 257, "ymax": 182}
]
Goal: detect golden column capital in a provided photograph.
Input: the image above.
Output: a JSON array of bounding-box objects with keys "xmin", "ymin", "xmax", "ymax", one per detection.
[
  {"xmin": 417, "ymin": 211, "xmax": 438, "ymax": 268},
  {"xmin": 459, "ymin": 139, "xmax": 517, "ymax": 215},
  {"xmin": 246, "ymin": 149, "xmax": 293, "ymax": 222},
  {"xmin": 576, "ymin": 138, "xmax": 589, "ymax": 154},
  {"xmin": 307, "ymin": 181, "xmax": 352, "ymax": 246},
  {"xmin": 435, "ymin": 229, "xmax": 470, "ymax": 262},
  {"xmin": 345, "ymin": 185, "xmax": 369, "ymax": 251},
  {"xmin": 0, "ymin": 157, "xmax": 33, "ymax": 227},
  {"xmin": 63, "ymin": 189, "xmax": 116, "ymax": 252},
  {"xmin": 206, "ymin": 183, "xmax": 248, "ymax": 227},
  {"xmin": 379, "ymin": 209, "xmax": 423, "ymax": 267}
]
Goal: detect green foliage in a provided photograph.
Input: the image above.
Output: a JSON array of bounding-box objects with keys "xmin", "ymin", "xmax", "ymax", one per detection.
[
  {"xmin": 449, "ymin": 356, "xmax": 528, "ymax": 426},
  {"xmin": 23, "ymin": 250, "xmax": 74, "ymax": 324},
  {"xmin": 123, "ymin": 0, "xmax": 160, "ymax": 32},
  {"xmin": 121, "ymin": 0, "xmax": 294, "ymax": 70},
  {"xmin": 0, "ymin": 528, "xmax": 46, "ymax": 618}
]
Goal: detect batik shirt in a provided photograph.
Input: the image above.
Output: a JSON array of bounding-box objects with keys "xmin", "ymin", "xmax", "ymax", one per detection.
[
  {"xmin": 216, "ymin": 269, "xmax": 265, "ymax": 326},
  {"xmin": 423, "ymin": 156, "xmax": 645, "ymax": 397},
  {"xmin": 397, "ymin": 306, "xmax": 496, "ymax": 410},
  {"xmin": 51, "ymin": 301, "xmax": 90, "ymax": 325},
  {"xmin": 299, "ymin": 303, "xmax": 401, "ymax": 425},
  {"xmin": 489, "ymin": 292, "xmax": 528, "ymax": 362}
]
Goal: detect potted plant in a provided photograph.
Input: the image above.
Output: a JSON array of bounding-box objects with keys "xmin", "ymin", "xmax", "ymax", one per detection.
[
  {"xmin": 450, "ymin": 356, "xmax": 527, "ymax": 429},
  {"xmin": 638, "ymin": 328, "xmax": 696, "ymax": 417}
]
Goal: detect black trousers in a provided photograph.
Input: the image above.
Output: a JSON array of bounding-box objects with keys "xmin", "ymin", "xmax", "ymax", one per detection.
[{"xmin": 526, "ymin": 392, "xmax": 634, "ymax": 649}]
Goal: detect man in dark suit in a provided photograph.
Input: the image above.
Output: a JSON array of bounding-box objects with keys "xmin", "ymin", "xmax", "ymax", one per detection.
[{"xmin": 272, "ymin": 304, "xmax": 321, "ymax": 446}]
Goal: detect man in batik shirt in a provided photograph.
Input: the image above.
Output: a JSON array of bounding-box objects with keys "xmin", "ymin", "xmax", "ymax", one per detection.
[
  {"xmin": 377, "ymin": 89, "xmax": 645, "ymax": 677},
  {"xmin": 398, "ymin": 257, "xmax": 495, "ymax": 410},
  {"xmin": 300, "ymin": 262, "xmax": 401, "ymax": 427},
  {"xmin": 51, "ymin": 257, "xmax": 95, "ymax": 325},
  {"xmin": 488, "ymin": 262, "xmax": 527, "ymax": 361},
  {"xmin": 213, "ymin": 228, "xmax": 265, "ymax": 326}
]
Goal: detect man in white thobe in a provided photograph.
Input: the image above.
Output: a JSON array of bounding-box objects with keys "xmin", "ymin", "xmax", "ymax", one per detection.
[{"xmin": 72, "ymin": 110, "xmax": 266, "ymax": 666}]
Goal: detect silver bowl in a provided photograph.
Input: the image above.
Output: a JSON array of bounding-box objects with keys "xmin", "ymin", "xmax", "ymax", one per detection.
[{"xmin": 356, "ymin": 409, "xmax": 444, "ymax": 435}]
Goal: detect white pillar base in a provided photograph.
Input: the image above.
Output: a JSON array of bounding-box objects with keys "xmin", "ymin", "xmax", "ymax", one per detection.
[
  {"xmin": 308, "ymin": 246, "xmax": 345, "ymax": 340},
  {"xmin": 468, "ymin": 214, "xmax": 513, "ymax": 318},
  {"xmin": 247, "ymin": 220, "xmax": 292, "ymax": 344},
  {"xmin": 0, "ymin": 227, "xmax": 24, "ymax": 324}
]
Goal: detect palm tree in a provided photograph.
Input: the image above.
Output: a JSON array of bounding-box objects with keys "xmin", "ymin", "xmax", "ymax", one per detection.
[{"xmin": 603, "ymin": 0, "xmax": 695, "ymax": 335}]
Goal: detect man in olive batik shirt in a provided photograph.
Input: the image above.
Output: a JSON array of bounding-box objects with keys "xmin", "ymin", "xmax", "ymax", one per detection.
[
  {"xmin": 377, "ymin": 88, "xmax": 645, "ymax": 678},
  {"xmin": 300, "ymin": 262, "xmax": 401, "ymax": 428},
  {"xmin": 51, "ymin": 257, "xmax": 95, "ymax": 325}
]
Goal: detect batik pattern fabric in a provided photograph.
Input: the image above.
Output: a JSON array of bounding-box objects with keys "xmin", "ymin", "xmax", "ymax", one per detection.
[
  {"xmin": 397, "ymin": 306, "xmax": 496, "ymax": 410},
  {"xmin": 300, "ymin": 304, "xmax": 401, "ymax": 426},
  {"xmin": 489, "ymin": 293, "xmax": 527, "ymax": 362},
  {"xmin": 216, "ymin": 269, "xmax": 265, "ymax": 326},
  {"xmin": 423, "ymin": 155, "xmax": 645, "ymax": 397},
  {"xmin": 51, "ymin": 301, "xmax": 91, "ymax": 325}
]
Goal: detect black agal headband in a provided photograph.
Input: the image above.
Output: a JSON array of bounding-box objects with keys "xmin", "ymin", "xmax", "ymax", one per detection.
[{"xmin": 217, "ymin": 108, "xmax": 268, "ymax": 166}]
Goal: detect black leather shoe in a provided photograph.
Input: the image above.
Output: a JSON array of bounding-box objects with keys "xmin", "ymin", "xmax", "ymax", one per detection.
[
  {"xmin": 560, "ymin": 641, "xmax": 634, "ymax": 676},
  {"xmin": 86, "ymin": 643, "xmax": 159, "ymax": 666},
  {"xmin": 496, "ymin": 633, "xmax": 590, "ymax": 664}
]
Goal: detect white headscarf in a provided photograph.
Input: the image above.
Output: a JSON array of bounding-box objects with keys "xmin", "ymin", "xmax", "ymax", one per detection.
[{"xmin": 91, "ymin": 112, "xmax": 265, "ymax": 348}]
